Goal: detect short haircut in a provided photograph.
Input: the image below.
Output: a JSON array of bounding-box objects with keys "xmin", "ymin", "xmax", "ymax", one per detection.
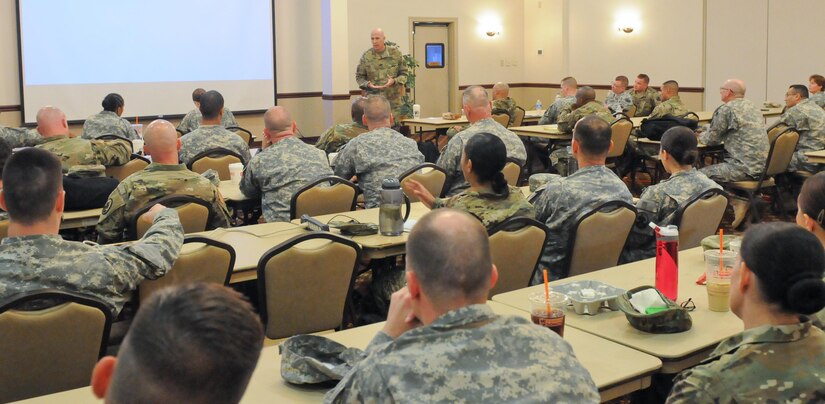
[
  {"xmin": 198, "ymin": 91, "xmax": 224, "ymax": 120},
  {"xmin": 662, "ymin": 80, "xmax": 679, "ymax": 93},
  {"xmin": 0, "ymin": 138, "xmax": 12, "ymax": 178},
  {"xmin": 108, "ymin": 283, "xmax": 264, "ymax": 404},
  {"xmin": 810, "ymin": 74, "xmax": 825, "ymax": 89},
  {"xmin": 192, "ymin": 88, "xmax": 206, "ymax": 102},
  {"xmin": 102, "ymin": 93, "xmax": 124, "ymax": 112},
  {"xmin": 351, "ymin": 97, "xmax": 367, "ymax": 122},
  {"xmin": 2, "ymin": 148, "xmax": 63, "ymax": 225},
  {"xmin": 615, "ymin": 76, "xmax": 629, "ymax": 86},
  {"xmin": 799, "ymin": 172, "xmax": 825, "ymax": 226},
  {"xmin": 464, "ymin": 133, "xmax": 508, "ymax": 195},
  {"xmin": 263, "ymin": 107, "xmax": 292, "ymax": 132},
  {"xmin": 561, "ymin": 76, "xmax": 577, "ymax": 88},
  {"xmin": 740, "ymin": 223, "xmax": 825, "ymax": 315},
  {"xmin": 789, "ymin": 84, "xmax": 809, "ymax": 99},
  {"xmin": 637, "ymin": 74, "xmax": 650, "ymax": 84},
  {"xmin": 406, "ymin": 209, "xmax": 492, "ymax": 304},
  {"xmin": 462, "ymin": 85, "xmax": 489, "ymax": 108},
  {"xmin": 363, "ymin": 95, "xmax": 391, "ymax": 122},
  {"xmin": 660, "ymin": 126, "xmax": 698, "ymax": 165},
  {"xmin": 573, "ymin": 115, "xmax": 612, "ymax": 156},
  {"xmin": 576, "ymin": 86, "xmax": 596, "ymax": 104}
]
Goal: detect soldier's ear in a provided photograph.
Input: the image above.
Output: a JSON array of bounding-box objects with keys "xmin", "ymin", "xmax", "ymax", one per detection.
[
  {"xmin": 175, "ymin": 138, "xmax": 182, "ymax": 151},
  {"xmin": 489, "ymin": 264, "xmax": 499, "ymax": 290},
  {"xmin": 54, "ymin": 190, "xmax": 65, "ymax": 214},
  {"xmin": 91, "ymin": 356, "xmax": 117, "ymax": 399}
]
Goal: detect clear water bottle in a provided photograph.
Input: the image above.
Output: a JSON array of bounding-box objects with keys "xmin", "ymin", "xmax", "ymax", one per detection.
[
  {"xmin": 535, "ymin": 99, "xmax": 543, "ymax": 110},
  {"xmin": 379, "ymin": 179, "xmax": 405, "ymax": 236},
  {"xmin": 652, "ymin": 224, "xmax": 679, "ymax": 301}
]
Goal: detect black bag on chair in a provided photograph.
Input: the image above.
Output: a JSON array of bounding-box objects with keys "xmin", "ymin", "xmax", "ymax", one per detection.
[
  {"xmin": 639, "ymin": 116, "xmax": 699, "ymax": 141},
  {"xmin": 417, "ymin": 140, "xmax": 440, "ymax": 163}
]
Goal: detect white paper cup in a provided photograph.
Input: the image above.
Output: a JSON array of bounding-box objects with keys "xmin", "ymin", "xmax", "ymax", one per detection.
[
  {"xmin": 131, "ymin": 139, "xmax": 144, "ymax": 155},
  {"xmin": 228, "ymin": 162, "xmax": 244, "ymax": 184},
  {"xmin": 413, "ymin": 104, "xmax": 421, "ymax": 118}
]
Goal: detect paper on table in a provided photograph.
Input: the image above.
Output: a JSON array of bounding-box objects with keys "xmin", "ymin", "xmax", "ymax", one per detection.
[
  {"xmin": 403, "ymin": 219, "xmax": 417, "ymax": 232},
  {"xmin": 629, "ymin": 288, "xmax": 667, "ymax": 313}
]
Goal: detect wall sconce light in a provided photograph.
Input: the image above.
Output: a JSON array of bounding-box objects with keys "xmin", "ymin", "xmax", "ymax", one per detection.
[
  {"xmin": 478, "ymin": 12, "xmax": 502, "ymax": 39},
  {"xmin": 618, "ymin": 26, "xmax": 634, "ymax": 34},
  {"xmin": 615, "ymin": 9, "xmax": 640, "ymax": 35},
  {"xmin": 486, "ymin": 31, "xmax": 500, "ymax": 37}
]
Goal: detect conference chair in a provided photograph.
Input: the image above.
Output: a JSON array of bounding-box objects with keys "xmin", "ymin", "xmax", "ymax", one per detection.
[
  {"xmin": 606, "ymin": 117, "xmax": 633, "ymax": 168},
  {"xmin": 724, "ymin": 127, "xmax": 799, "ymax": 222},
  {"xmin": 0, "ymin": 290, "xmax": 112, "ymax": 402},
  {"xmin": 289, "ymin": 176, "xmax": 359, "ymax": 220},
  {"xmin": 226, "ymin": 126, "xmax": 254, "ymax": 146},
  {"xmin": 625, "ymin": 104, "xmax": 637, "ymax": 118},
  {"xmin": 503, "ymin": 157, "xmax": 523, "ymax": 186},
  {"xmin": 138, "ymin": 236, "xmax": 235, "ymax": 303},
  {"xmin": 188, "ymin": 148, "xmax": 244, "ymax": 180},
  {"xmin": 129, "ymin": 195, "xmax": 213, "ymax": 240},
  {"xmin": 105, "ymin": 154, "xmax": 151, "ymax": 181},
  {"xmin": 487, "ymin": 217, "xmax": 550, "ymax": 297},
  {"xmin": 567, "ymin": 200, "xmax": 637, "ymax": 278},
  {"xmin": 672, "ymin": 188, "xmax": 729, "ymax": 250},
  {"xmin": 767, "ymin": 123, "xmax": 792, "ymax": 144},
  {"xmin": 512, "ymin": 106, "xmax": 526, "ymax": 127},
  {"xmin": 256, "ymin": 232, "xmax": 361, "ymax": 340},
  {"xmin": 399, "ymin": 163, "xmax": 447, "ymax": 202},
  {"xmin": 492, "ymin": 113, "xmax": 510, "ymax": 127},
  {"xmin": 0, "ymin": 219, "xmax": 8, "ymax": 239}
]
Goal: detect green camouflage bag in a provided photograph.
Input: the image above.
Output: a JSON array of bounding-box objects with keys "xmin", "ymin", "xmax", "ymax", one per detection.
[{"xmin": 617, "ymin": 285, "xmax": 692, "ymax": 333}]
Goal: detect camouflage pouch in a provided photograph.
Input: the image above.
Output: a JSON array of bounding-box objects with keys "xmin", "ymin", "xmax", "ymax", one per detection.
[
  {"xmin": 279, "ymin": 334, "xmax": 365, "ymax": 384},
  {"xmin": 617, "ymin": 285, "xmax": 692, "ymax": 334}
]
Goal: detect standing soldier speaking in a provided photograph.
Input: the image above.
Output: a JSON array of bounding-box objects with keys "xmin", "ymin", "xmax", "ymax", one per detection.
[{"xmin": 356, "ymin": 28, "xmax": 409, "ymax": 122}]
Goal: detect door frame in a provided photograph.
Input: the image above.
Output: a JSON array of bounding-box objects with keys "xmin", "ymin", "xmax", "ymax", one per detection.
[{"xmin": 409, "ymin": 18, "xmax": 459, "ymax": 113}]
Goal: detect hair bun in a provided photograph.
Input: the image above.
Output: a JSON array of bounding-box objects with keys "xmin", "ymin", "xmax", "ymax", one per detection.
[{"xmin": 786, "ymin": 278, "xmax": 825, "ymax": 315}]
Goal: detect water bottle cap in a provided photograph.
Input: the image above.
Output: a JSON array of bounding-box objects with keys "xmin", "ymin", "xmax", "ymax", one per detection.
[
  {"xmin": 658, "ymin": 225, "xmax": 679, "ymax": 237},
  {"xmin": 381, "ymin": 178, "xmax": 401, "ymax": 189}
]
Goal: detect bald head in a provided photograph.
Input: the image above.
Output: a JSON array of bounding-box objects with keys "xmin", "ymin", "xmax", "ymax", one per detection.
[
  {"xmin": 406, "ymin": 209, "xmax": 493, "ymax": 306},
  {"xmin": 492, "ymin": 82, "xmax": 510, "ymax": 99},
  {"xmin": 143, "ymin": 120, "xmax": 179, "ymax": 163},
  {"xmin": 725, "ymin": 79, "xmax": 746, "ymax": 97},
  {"xmin": 370, "ymin": 28, "xmax": 386, "ymax": 52},
  {"xmin": 462, "ymin": 86, "xmax": 490, "ymax": 108},
  {"xmin": 263, "ymin": 106, "xmax": 293, "ymax": 133},
  {"xmin": 36, "ymin": 106, "xmax": 68, "ymax": 137},
  {"xmin": 575, "ymin": 86, "xmax": 596, "ymax": 105}
]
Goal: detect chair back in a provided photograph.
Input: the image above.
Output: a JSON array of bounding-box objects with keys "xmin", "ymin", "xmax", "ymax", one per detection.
[
  {"xmin": 0, "ymin": 220, "xmax": 7, "ymax": 239},
  {"xmin": 607, "ymin": 117, "xmax": 633, "ymax": 159},
  {"xmin": 765, "ymin": 128, "xmax": 799, "ymax": 177},
  {"xmin": 0, "ymin": 290, "xmax": 111, "ymax": 402},
  {"xmin": 105, "ymin": 154, "xmax": 151, "ymax": 181},
  {"xmin": 503, "ymin": 158, "xmax": 522, "ymax": 187},
  {"xmin": 138, "ymin": 236, "xmax": 235, "ymax": 303},
  {"xmin": 626, "ymin": 104, "xmax": 637, "ymax": 118},
  {"xmin": 767, "ymin": 123, "xmax": 791, "ymax": 144},
  {"xmin": 257, "ymin": 232, "xmax": 361, "ymax": 339},
  {"xmin": 131, "ymin": 195, "xmax": 213, "ymax": 239},
  {"xmin": 492, "ymin": 113, "xmax": 510, "ymax": 127},
  {"xmin": 399, "ymin": 163, "xmax": 447, "ymax": 201},
  {"xmin": 672, "ymin": 188, "xmax": 729, "ymax": 249},
  {"xmin": 488, "ymin": 217, "xmax": 550, "ymax": 297},
  {"xmin": 226, "ymin": 126, "xmax": 253, "ymax": 146},
  {"xmin": 290, "ymin": 176, "xmax": 358, "ymax": 220},
  {"xmin": 188, "ymin": 148, "xmax": 244, "ymax": 180},
  {"xmin": 512, "ymin": 106, "xmax": 526, "ymax": 127},
  {"xmin": 568, "ymin": 200, "xmax": 636, "ymax": 277}
]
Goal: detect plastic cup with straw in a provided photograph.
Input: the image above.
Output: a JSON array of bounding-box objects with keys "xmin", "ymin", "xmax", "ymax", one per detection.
[{"xmin": 543, "ymin": 268, "xmax": 551, "ymax": 314}]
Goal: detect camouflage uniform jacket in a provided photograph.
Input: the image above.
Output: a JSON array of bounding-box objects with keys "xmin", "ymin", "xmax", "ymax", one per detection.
[
  {"xmin": 605, "ymin": 91, "xmax": 634, "ymax": 114},
  {"xmin": 325, "ymin": 304, "xmax": 600, "ymax": 403},
  {"xmin": 437, "ymin": 118, "xmax": 527, "ymax": 196},
  {"xmin": 96, "ymin": 163, "xmax": 231, "ymax": 243},
  {"xmin": 539, "ymin": 95, "xmax": 576, "ymax": 125},
  {"xmin": 667, "ymin": 320, "xmax": 825, "ymax": 403},
  {"xmin": 315, "ymin": 121, "xmax": 369, "ymax": 154},
  {"xmin": 557, "ymin": 101, "xmax": 614, "ymax": 134},
  {"xmin": 36, "ymin": 134, "xmax": 131, "ymax": 172},
  {"xmin": 433, "ymin": 185, "xmax": 535, "ymax": 230},
  {"xmin": 333, "ymin": 127, "xmax": 423, "ymax": 208},
  {"xmin": 810, "ymin": 92, "xmax": 825, "ymax": 109},
  {"xmin": 356, "ymin": 47, "xmax": 408, "ymax": 117},
  {"xmin": 774, "ymin": 99, "xmax": 825, "ymax": 172},
  {"xmin": 240, "ymin": 137, "xmax": 334, "ymax": 222},
  {"xmin": 647, "ymin": 95, "xmax": 690, "ymax": 120},
  {"xmin": 627, "ymin": 87, "xmax": 660, "ymax": 117},
  {"xmin": 0, "ymin": 208, "xmax": 183, "ymax": 316},
  {"xmin": 492, "ymin": 97, "xmax": 518, "ymax": 126},
  {"xmin": 699, "ymin": 98, "xmax": 769, "ymax": 178},
  {"xmin": 81, "ymin": 111, "xmax": 138, "ymax": 140},
  {"xmin": 623, "ymin": 169, "xmax": 721, "ymax": 262},
  {"xmin": 0, "ymin": 125, "xmax": 41, "ymax": 148},
  {"xmin": 179, "ymin": 125, "xmax": 251, "ymax": 166},
  {"xmin": 176, "ymin": 108, "xmax": 238, "ymax": 135},
  {"xmin": 534, "ymin": 166, "xmax": 633, "ymax": 280}
]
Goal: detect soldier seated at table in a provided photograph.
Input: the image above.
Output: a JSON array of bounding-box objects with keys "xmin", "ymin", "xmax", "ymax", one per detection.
[
  {"xmin": 0, "ymin": 148, "xmax": 183, "ymax": 316},
  {"xmin": 767, "ymin": 84, "xmax": 825, "ymax": 174},
  {"xmin": 315, "ymin": 97, "xmax": 369, "ymax": 154},
  {"xmin": 550, "ymin": 86, "xmax": 613, "ymax": 176},
  {"xmin": 325, "ymin": 209, "xmax": 599, "ymax": 403},
  {"xmin": 96, "ymin": 120, "xmax": 231, "ymax": 244},
  {"xmin": 627, "ymin": 73, "xmax": 660, "ymax": 117},
  {"xmin": 179, "ymin": 90, "xmax": 251, "ymax": 166},
  {"xmin": 491, "ymin": 82, "xmax": 518, "ymax": 126},
  {"xmin": 81, "ymin": 93, "xmax": 139, "ymax": 140},
  {"xmin": 177, "ymin": 87, "xmax": 239, "ymax": 135}
]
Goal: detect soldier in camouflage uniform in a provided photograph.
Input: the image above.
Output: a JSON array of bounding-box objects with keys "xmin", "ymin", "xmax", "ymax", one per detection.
[
  {"xmin": 0, "ymin": 125, "xmax": 41, "ymax": 148},
  {"xmin": 437, "ymin": 86, "xmax": 527, "ymax": 196},
  {"xmin": 33, "ymin": 107, "xmax": 131, "ymax": 172},
  {"xmin": 551, "ymin": 87, "xmax": 614, "ymax": 175},
  {"xmin": 533, "ymin": 116, "xmax": 633, "ymax": 281},
  {"xmin": 808, "ymin": 74, "xmax": 825, "ymax": 109},
  {"xmin": 647, "ymin": 81, "xmax": 690, "ymax": 120},
  {"xmin": 81, "ymin": 93, "xmax": 138, "ymax": 140},
  {"xmin": 605, "ymin": 75, "xmax": 634, "ymax": 115},
  {"xmin": 356, "ymin": 28, "xmax": 409, "ymax": 121},
  {"xmin": 325, "ymin": 209, "xmax": 600, "ymax": 403},
  {"xmin": 491, "ymin": 82, "xmax": 518, "ymax": 126},
  {"xmin": 768, "ymin": 85, "xmax": 825, "ymax": 173},
  {"xmin": 96, "ymin": 120, "xmax": 231, "ymax": 243},
  {"xmin": 333, "ymin": 95, "xmax": 423, "ymax": 208},
  {"xmin": 179, "ymin": 91, "xmax": 251, "ymax": 166},
  {"xmin": 0, "ymin": 148, "xmax": 183, "ymax": 316},
  {"xmin": 241, "ymin": 107, "xmax": 334, "ymax": 222},
  {"xmin": 176, "ymin": 88, "xmax": 238, "ymax": 135},
  {"xmin": 627, "ymin": 73, "xmax": 660, "ymax": 117},
  {"xmin": 539, "ymin": 77, "xmax": 578, "ymax": 125},
  {"xmin": 667, "ymin": 223, "xmax": 825, "ymax": 403},
  {"xmin": 315, "ymin": 97, "xmax": 369, "ymax": 154}
]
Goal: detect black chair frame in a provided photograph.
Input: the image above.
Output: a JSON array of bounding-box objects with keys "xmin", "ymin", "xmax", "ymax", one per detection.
[
  {"xmin": 487, "ymin": 216, "xmax": 552, "ymax": 286},
  {"xmin": 128, "ymin": 194, "xmax": 215, "ymax": 240},
  {"xmin": 565, "ymin": 200, "xmax": 637, "ymax": 277},
  {"xmin": 398, "ymin": 162, "xmax": 448, "ymax": 198},
  {"xmin": 289, "ymin": 175, "xmax": 359, "ymax": 220}
]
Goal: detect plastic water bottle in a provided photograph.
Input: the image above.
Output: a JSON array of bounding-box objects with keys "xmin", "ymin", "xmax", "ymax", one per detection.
[
  {"xmin": 652, "ymin": 224, "xmax": 679, "ymax": 301},
  {"xmin": 535, "ymin": 99, "xmax": 542, "ymax": 111},
  {"xmin": 379, "ymin": 179, "xmax": 404, "ymax": 236}
]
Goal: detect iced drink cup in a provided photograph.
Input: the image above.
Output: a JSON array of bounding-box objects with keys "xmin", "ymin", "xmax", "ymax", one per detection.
[
  {"xmin": 529, "ymin": 292, "xmax": 568, "ymax": 337},
  {"xmin": 704, "ymin": 250, "xmax": 737, "ymax": 312}
]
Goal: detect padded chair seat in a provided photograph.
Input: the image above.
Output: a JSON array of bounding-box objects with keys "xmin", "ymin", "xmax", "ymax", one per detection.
[{"xmin": 728, "ymin": 177, "xmax": 775, "ymax": 191}]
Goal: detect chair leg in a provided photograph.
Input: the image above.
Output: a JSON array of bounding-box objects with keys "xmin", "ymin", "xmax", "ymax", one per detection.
[{"xmin": 773, "ymin": 186, "xmax": 789, "ymax": 220}]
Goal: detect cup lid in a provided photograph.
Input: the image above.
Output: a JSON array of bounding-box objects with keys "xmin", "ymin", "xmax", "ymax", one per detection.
[{"xmin": 381, "ymin": 178, "xmax": 400, "ymax": 189}]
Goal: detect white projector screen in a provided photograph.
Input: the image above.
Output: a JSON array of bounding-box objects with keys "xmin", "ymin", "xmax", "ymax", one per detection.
[{"xmin": 17, "ymin": 0, "xmax": 275, "ymax": 124}]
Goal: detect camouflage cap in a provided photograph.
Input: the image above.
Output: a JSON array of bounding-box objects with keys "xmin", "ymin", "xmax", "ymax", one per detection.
[
  {"xmin": 279, "ymin": 334, "xmax": 365, "ymax": 384},
  {"xmin": 67, "ymin": 164, "xmax": 106, "ymax": 178},
  {"xmin": 617, "ymin": 285, "xmax": 692, "ymax": 334}
]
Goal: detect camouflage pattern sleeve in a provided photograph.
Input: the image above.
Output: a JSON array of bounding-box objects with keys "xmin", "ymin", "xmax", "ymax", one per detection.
[
  {"xmin": 314, "ymin": 126, "xmax": 338, "ymax": 153},
  {"xmin": 91, "ymin": 138, "xmax": 132, "ymax": 166},
  {"xmin": 435, "ymin": 137, "xmax": 463, "ymax": 195},
  {"xmin": 394, "ymin": 48, "xmax": 409, "ymax": 86},
  {"xmin": 222, "ymin": 108, "xmax": 238, "ymax": 128},
  {"xmin": 355, "ymin": 52, "xmax": 370, "ymax": 89},
  {"xmin": 332, "ymin": 143, "xmax": 357, "ymax": 180},
  {"xmin": 209, "ymin": 186, "xmax": 232, "ymax": 229},
  {"xmin": 666, "ymin": 372, "xmax": 717, "ymax": 404},
  {"xmin": 96, "ymin": 182, "xmax": 130, "ymax": 244},
  {"xmin": 239, "ymin": 160, "xmax": 262, "ymax": 199},
  {"xmin": 556, "ymin": 104, "xmax": 577, "ymax": 133},
  {"xmin": 177, "ymin": 110, "xmax": 199, "ymax": 134},
  {"xmin": 699, "ymin": 105, "xmax": 732, "ymax": 146},
  {"xmin": 102, "ymin": 208, "xmax": 184, "ymax": 281},
  {"xmin": 0, "ymin": 126, "xmax": 41, "ymax": 148}
]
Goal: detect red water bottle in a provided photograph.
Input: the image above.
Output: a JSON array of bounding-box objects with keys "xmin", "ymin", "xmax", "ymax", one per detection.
[{"xmin": 652, "ymin": 224, "xmax": 679, "ymax": 301}]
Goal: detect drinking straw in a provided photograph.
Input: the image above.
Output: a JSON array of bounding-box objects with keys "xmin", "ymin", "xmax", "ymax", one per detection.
[
  {"xmin": 719, "ymin": 229, "xmax": 724, "ymax": 275},
  {"xmin": 542, "ymin": 268, "xmax": 551, "ymax": 313},
  {"xmin": 135, "ymin": 116, "xmax": 138, "ymax": 125}
]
